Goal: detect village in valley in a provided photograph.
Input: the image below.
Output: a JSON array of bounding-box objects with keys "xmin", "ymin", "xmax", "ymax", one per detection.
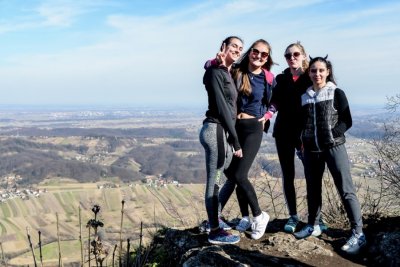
[
  {"xmin": 0, "ymin": 173, "xmax": 183, "ymax": 204},
  {"xmin": 0, "ymin": 137, "xmax": 378, "ymax": 204},
  {"xmin": 0, "ymin": 175, "xmax": 46, "ymax": 203}
]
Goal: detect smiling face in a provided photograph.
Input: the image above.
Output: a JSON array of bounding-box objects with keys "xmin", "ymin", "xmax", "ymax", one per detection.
[
  {"xmin": 248, "ymin": 42, "xmax": 269, "ymax": 72},
  {"xmin": 309, "ymin": 60, "xmax": 330, "ymax": 89},
  {"xmin": 284, "ymin": 45, "xmax": 306, "ymax": 71},
  {"xmin": 224, "ymin": 38, "xmax": 243, "ymax": 65}
]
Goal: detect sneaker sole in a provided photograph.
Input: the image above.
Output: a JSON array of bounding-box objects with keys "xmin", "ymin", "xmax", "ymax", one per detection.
[
  {"xmin": 294, "ymin": 232, "xmax": 312, "ymax": 239},
  {"xmin": 284, "ymin": 225, "xmax": 296, "ymax": 233},
  {"xmin": 208, "ymin": 238, "xmax": 240, "ymax": 245},
  {"xmin": 312, "ymin": 230, "xmax": 322, "ymax": 237},
  {"xmin": 294, "ymin": 230, "xmax": 321, "ymax": 239},
  {"xmin": 341, "ymin": 242, "xmax": 366, "ymax": 254},
  {"xmin": 236, "ymin": 227, "xmax": 251, "ymax": 232}
]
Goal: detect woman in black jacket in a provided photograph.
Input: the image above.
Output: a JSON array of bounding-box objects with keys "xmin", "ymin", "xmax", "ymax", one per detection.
[
  {"xmin": 200, "ymin": 36, "xmax": 243, "ymax": 245},
  {"xmin": 266, "ymin": 42, "xmax": 316, "ymax": 233}
]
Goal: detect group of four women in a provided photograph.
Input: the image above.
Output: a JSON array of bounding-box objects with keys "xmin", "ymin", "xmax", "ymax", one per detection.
[{"xmin": 199, "ymin": 36, "xmax": 366, "ymax": 255}]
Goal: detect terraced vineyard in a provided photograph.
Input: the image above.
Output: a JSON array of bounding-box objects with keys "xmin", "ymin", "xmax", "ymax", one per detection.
[{"xmin": 0, "ymin": 180, "xmax": 208, "ymax": 266}]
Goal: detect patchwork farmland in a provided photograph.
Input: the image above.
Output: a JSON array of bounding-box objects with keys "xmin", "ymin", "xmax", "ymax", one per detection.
[{"xmin": 0, "ymin": 180, "xmax": 207, "ymax": 266}]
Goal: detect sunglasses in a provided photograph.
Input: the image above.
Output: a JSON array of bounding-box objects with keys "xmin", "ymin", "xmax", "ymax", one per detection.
[
  {"xmin": 284, "ymin": 51, "xmax": 301, "ymax": 59},
  {"xmin": 251, "ymin": 48, "xmax": 269, "ymax": 59}
]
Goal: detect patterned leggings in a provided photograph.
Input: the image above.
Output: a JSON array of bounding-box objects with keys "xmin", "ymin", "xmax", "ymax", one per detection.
[{"xmin": 199, "ymin": 122, "xmax": 232, "ymax": 229}]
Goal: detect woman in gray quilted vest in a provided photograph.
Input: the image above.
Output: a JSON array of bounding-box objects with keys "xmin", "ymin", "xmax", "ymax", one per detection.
[{"xmin": 293, "ymin": 56, "xmax": 366, "ymax": 255}]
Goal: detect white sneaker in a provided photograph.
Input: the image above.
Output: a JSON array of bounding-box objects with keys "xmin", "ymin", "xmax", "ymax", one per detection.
[
  {"xmin": 293, "ymin": 224, "xmax": 321, "ymax": 239},
  {"xmin": 341, "ymin": 229, "xmax": 366, "ymax": 254},
  {"xmin": 236, "ymin": 216, "xmax": 252, "ymax": 232},
  {"xmin": 251, "ymin": 211, "xmax": 269, "ymax": 240}
]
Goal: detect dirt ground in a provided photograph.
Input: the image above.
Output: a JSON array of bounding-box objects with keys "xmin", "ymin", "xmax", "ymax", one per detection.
[{"xmin": 151, "ymin": 215, "xmax": 400, "ymax": 267}]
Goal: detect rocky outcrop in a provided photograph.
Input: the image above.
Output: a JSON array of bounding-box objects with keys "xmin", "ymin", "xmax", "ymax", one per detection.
[
  {"xmin": 157, "ymin": 227, "xmax": 335, "ymax": 266},
  {"xmin": 147, "ymin": 216, "xmax": 400, "ymax": 267}
]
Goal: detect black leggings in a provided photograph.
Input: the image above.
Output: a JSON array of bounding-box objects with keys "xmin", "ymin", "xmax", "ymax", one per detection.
[
  {"xmin": 275, "ymin": 137, "xmax": 297, "ymax": 216},
  {"xmin": 223, "ymin": 118, "xmax": 263, "ymax": 217}
]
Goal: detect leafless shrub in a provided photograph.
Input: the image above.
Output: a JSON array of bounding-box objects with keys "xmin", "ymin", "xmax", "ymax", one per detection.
[
  {"xmin": 119, "ymin": 200, "xmax": 125, "ymax": 267},
  {"xmin": 255, "ymin": 176, "xmax": 286, "ymax": 218},
  {"xmin": 320, "ymin": 164, "xmax": 398, "ymax": 229},
  {"xmin": 386, "ymin": 94, "xmax": 400, "ymax": 112},
  {"xmin": 26, "ymin": 227, "xmax": 38, "ymax": 267},
  {"xmin": 370, "ymin": 94, "xmax": 400, "ymax": 211},
  {"xmin": 320, "ymin": 173, "xmax": 347, "ymax": 228},
  {"xmin": 0, "ymin": 242, "xmax": 7, "ymax": 266},
  {"xmin": 56, "ymin": 213, "xmax": 64, "ymax": 267},
  {"xmin": 252, "ymin": 156, "xmax": 308, "ymax": 220}
]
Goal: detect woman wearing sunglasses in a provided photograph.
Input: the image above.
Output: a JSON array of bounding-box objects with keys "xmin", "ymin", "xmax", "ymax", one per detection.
[
  {"xmin": 265, "ymin": 42, "xmax": 326, "ymax": 234},
  {"xmin": 200, "ymin": 36, "xmax": 244, "ymax": 245},
  {"xmin": 209, "ymin": 39, "xmax": 275, "ymax": 240},
  {"xmin": 294, "ymin": 56, "xmax": 366, "ymax": 255}
]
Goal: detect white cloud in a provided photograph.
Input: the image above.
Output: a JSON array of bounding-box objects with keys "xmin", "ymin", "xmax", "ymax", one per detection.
[
  {"xmin": 0, "ymin": 0, "xmax": 399, "ymax": 106},
  {"xmin": 36, "ymin": 4, "xmax": 79, "ymax": 27}
]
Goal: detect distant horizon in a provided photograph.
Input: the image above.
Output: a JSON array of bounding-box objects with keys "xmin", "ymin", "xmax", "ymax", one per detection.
[
  {"xmin": 0, "ymin": 1, "xmax": 399, "ymax": 107},
  {"xmin": 0, "ymin": 102, "xmax": 389, "ymax": 114}
]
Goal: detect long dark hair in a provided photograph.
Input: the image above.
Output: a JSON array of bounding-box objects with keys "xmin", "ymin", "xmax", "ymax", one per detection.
[
  {"xmin": 220, "ymin": 36, "xmax": 243, "ymax": 52},
  {"xmin": 308, "ymin": 56, "xmax": 336, "ymax": 85}
]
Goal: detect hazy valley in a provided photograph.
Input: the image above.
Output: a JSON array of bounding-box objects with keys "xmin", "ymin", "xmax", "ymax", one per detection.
[{"xmin": 0, "ymin": 105, "xmax": 392, "ymax": 265}]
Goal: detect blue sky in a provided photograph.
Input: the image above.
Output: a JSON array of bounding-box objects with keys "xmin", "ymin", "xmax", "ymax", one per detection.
[{"xmin": 0, "ymin": 0, "xmax": 399, "ymax": 109}]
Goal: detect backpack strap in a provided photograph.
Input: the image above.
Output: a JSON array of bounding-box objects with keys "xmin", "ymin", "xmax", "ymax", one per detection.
[
  {"xmin": 263, "ymin": 69, "xmax": 274, "ymax": 85},
  {"xmin": 262, "ymin": 69, "xmax": 276, "ymax": 105}
]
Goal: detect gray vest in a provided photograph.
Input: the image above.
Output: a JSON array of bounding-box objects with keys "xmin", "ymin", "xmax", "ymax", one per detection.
[{"xmin": 301, "ymin": 82, "xmax": 345, "ymax": 151}]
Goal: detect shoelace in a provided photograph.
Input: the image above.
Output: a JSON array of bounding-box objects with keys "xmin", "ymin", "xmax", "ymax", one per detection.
[
  {"xmin": 299, "ymin": 226, "xmax": 313, "ymax": 234},
  {"xmin": 347, "ymin": 234, "xmax": 359, "ymax": 246},
  {"xmin": 238, "ymin": 219, "xmax": 250, "ymax": 228},
  {"xmin": 287, "ymin": 217, "xmax": 297, "ymax": 225}
]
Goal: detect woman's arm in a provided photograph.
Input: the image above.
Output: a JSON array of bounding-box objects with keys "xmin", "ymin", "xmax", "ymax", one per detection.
[{"xmin": 332, "ymin": 88, "xmax": 352, "ymax": 137}]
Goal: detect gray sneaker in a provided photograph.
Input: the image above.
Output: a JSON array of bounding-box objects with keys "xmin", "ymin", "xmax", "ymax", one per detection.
[
  {"xmin": 341, "ymin": 230, "xmax": 366, "ymax": 254},
  {"xmin": 293, "ymin": 224, "xmax": 321, "ymax": 239},
  {"xmin": 208, "ymin": 229, "xmax": 240, "ymax": 245},
  {"xmin": 236, "ymin": 217, "xmax": 252, "ymax": 232}
]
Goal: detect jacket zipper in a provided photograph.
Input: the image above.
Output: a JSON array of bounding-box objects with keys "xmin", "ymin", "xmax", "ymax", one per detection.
[{"xmin": 313, "ymin": 101, "xmax": 321, "ymax": 151}]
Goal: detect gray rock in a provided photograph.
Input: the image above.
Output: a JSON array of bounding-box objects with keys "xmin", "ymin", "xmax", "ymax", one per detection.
[
  {"xmin": 181, "ymin": 246, "xmax": 249, "ymax": 267},
  {"xmin": 369, "ymin": 231, "xmax": 400, "ymax": 266}
]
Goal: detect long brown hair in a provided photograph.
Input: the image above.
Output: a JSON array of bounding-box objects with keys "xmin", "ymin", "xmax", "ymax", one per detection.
[{"xmin": 232, "ymin": 39, "xmax": 274, "ymax": 96}]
